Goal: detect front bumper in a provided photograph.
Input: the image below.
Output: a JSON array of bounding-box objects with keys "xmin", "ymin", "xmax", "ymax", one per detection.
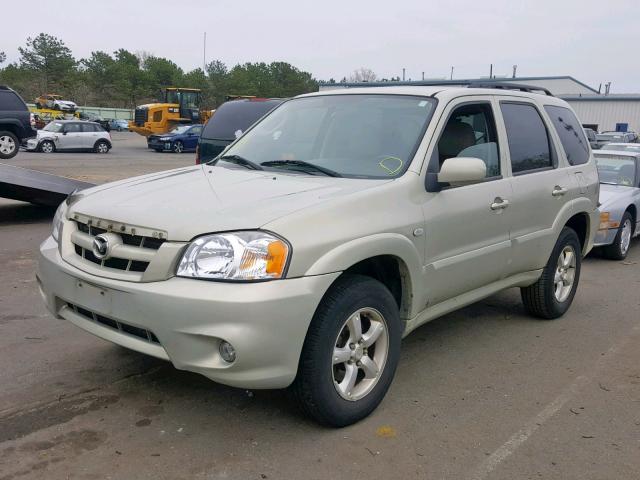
[
  {"xmin": 148, "ymin": 138, "xmax": 172, "ymax": 150},
  {"xmin": 38, "ymin": 236, "xmax": 339, "ymax": 389},
  {"xmin": 593, "ymin": 227, "xmax": 618, "ymax": 247}
]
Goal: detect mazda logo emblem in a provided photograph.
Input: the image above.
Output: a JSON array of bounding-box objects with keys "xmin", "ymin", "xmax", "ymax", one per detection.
[{"xmin": 92, "ymin": 234, "xmax": 110, "ymax": 260}]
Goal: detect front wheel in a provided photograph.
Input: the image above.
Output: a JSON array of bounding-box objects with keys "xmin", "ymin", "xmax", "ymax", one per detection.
[
  {"xmin": 521, "ymin": 227, "xmax": 582, "ymax": 319},
  {"xmin": 292, "ymin": 274, "xmax": 401, "ymax": 427},
  {"xmin": 172, "ymin": 141, "xmax": 184, "ymax": 153},
  {"xmin": 602, "ymin": 212, "xmax": 633, "ymax": 260}
]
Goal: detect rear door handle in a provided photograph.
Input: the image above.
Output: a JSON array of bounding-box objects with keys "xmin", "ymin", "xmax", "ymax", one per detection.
[
  {"xmin": 552, "ymin": 186, "xmax": 568, "ymax": 197},
  {"xmin": 490, "ymin": 197, "xmax": 509, "ymax": 210}
]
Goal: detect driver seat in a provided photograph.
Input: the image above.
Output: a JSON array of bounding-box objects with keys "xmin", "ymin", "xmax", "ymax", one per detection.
[{"xmin": 438, "ymin": 121, "xmax": 476, "ymax": 165}]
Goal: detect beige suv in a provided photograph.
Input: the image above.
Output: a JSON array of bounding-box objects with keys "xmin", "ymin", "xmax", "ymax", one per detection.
[{"xmin": 38, "ymin": 84, "xmax": 599, "ymax": 426}]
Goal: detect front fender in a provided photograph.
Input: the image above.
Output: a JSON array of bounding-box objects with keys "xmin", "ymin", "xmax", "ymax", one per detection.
[{"xmin": 304, "ymin": 232, "xmax": 425, "ymax": 317}]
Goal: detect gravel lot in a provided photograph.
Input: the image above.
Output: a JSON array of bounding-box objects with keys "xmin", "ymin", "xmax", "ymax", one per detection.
[{"xmin": 1, "ymin": 133, "xmax": 639, "ymax": 479}]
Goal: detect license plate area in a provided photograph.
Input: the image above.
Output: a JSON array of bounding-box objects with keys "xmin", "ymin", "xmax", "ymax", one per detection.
[{"xmin": 74, "ymin": 279, "xmax": 113, "ymax": 314}]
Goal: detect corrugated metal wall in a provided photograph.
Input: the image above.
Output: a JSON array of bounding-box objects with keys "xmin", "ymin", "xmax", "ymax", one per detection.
[{"xmin": 567, "ymin": 100, "xmax": 640, "ymax": 133}]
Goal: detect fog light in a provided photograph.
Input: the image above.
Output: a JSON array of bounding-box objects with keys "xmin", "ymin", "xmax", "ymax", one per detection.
[{"xmin": 219, "ymin": 340, "xmax": 236, "ymax": 363}]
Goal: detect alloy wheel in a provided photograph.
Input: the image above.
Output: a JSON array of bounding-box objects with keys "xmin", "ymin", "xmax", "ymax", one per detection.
[
  {"xmin": 332, "ymin": 307, "xmax": 389, "ymax": 401},
  {"xmin": 554, "ymin": 245, "xmax": 577, "ymax": 302},
  {"xmin": 0, "ymin": 135, "xmax": 16, "ymax": 155},
  {"xmin": 620, "ymin": 218, "xmax": 632, "ymax": 255}
]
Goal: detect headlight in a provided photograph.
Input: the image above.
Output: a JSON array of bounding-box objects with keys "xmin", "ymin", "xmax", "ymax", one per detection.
[
  {"xmin": 51, "ymin": 202, "xmax": 66, "ymax": 242},
  {"xmin": 160, "ymin": 137, "xmax": 171, "ymax": 141},
  {"xmin": 176, "ymin": 231, "xmax": 290, "ymax": 281}
]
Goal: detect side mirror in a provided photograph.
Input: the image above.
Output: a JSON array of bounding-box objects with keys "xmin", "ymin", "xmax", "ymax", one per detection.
[{"xmin": 437, "ymin": 157, "xmax": 486, "ymax": 185}]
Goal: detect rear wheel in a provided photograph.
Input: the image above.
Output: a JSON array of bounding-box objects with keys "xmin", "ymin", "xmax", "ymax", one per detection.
[
  {"xmin": 602, "ymin": 212, "xmax": 633, "ymax": 260},
  {"xmin": 94, "ymin": 140, "xmax": 110, "ymax": 154},
  {"xmin": 39, "ymin": 140, "xmax": 55, "ymax": 154},
  {"xmin": 292, "ymin": 274, "xmax": 401, "ymax": 427},
  {"xmin": 172, "ymin": 141, "xmax": 184, "ymax": 153},
  {"xmin": 521, "ymin": 227, "xmax": 581, "ymax": 319},
  {"xmin": 0, "ymin": 131, "xmax": 19, "ymax": 159}
]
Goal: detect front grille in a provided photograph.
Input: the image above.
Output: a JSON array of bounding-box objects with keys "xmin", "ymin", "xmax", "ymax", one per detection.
[
  {"xmin": 134, "ymin": 107, "xmax": 148, "ymax": 126},
  {"xmin": 67, "ymin": 302, "xmax": 160, "ymax": 344},
  {"xmin": 71, "ymin": 220, "xmax": 166, "ymax": 273}
]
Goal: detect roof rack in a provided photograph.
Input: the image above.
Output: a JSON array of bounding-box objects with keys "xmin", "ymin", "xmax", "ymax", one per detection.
[{"xmin": 466, "ymin": 81, "xmax": 554, "ymax": 97}]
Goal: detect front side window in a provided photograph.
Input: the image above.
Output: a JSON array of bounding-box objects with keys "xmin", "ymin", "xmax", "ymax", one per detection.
[
  {"xmin": 189, "ymin": 125, "xmax": 202, "ymax": 135},
  {"xmin": 64, "ymin": 123, "xmax": 82, "ymax": 133},
  {"xmin": 544, "ymin": 105, "xmax": 589, "ymax": 165},
  {"xmin": 221, "ymin": 95, "xmax": 437, "ymax": 178},
  {"xmin": 501, "ymin": 103, "xmax": 552, "ymax": 174},
  {"xmin": 436, "ymin": 102, "xmax": 500, "ymax": 177},
  {"xmin": 595, "ymin": 154, "xmax": 638, "ymax": 187}
]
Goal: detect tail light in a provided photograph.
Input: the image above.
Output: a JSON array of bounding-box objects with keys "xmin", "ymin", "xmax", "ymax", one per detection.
[
  {"xmin": 30, "ymin": 113, "xmax": 36, "ymax": 127},
  {"xmin": 195, "ymin": 143, "xmax": 201, "ymax": 164}
]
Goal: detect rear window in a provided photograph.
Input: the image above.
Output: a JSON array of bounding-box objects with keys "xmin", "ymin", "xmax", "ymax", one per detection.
[
  {"xmin": 544, "ymin": 105, "xmax": 589, "ymax": 166},
  {"xmin": 0, "ymin": 90, "xmax": 27, "ymax": 111},
  {"xmin": 202, "ymin": 100, "xmax": 283, "ymax": 140}
]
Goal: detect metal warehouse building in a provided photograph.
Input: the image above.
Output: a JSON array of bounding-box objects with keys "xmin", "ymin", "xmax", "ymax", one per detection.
[{"xmin": 319, "ymin": 76, "xmax": 640, "ymax": 133}]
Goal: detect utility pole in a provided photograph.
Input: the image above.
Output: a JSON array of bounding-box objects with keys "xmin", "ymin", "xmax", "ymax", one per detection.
[
  {"xmin": 450, "ymin": 66, "xmax": 454, "ymax": 80},
  {"xmin": 203, "ymin": 32, "xmax": 207, "ymax": 72},
  {"xmin": 512, "ymin": 65, "xmax": 517, "ymax": 78},
  {"xmin": 422, "ymin": 71, "xmax": 425, "ymax": 81},
  {"xmin": 402, "ymin": 68, "xmax": 406, "ymax": 81},
  {"xmin": 489, "ymin": 63, "xmax": 493, "ymax": 79}
]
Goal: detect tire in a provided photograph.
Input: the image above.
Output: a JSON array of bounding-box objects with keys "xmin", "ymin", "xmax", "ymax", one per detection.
[
  {"xmin": 94, "ymin": 140, "xmax": 110, "ymax": 154},
  {"xmin": 0, "ymin": 131, "xmax": 19, "ymax": 159},
  {"xmin": 602, "ymin": 212, "xmax": 633, "ymax": 260},
  {"xmin": 39, "ymin": 140, "xmax": 56, "ymax": 154},
  {"xmin": 291, "ymin": 274, "xmax": 402, "ymax": 427},
  {"xmin": 53, "ymin": 104, "xmax": 60, "ymax": 110},
  {"xmin": 172, "ymin": 141, "xmax": 184, "ymax": 153},
  {"xmin": 521, "ymin": 227, "xmax": 582, "ymax": 320}
]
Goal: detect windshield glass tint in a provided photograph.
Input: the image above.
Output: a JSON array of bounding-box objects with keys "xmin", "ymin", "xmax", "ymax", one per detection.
[
  {"xmin": 170, "ymin": 126, "xmax": 190, "ymax": 134},
  {"xmin": 222, "ymin": 95, "xmax": 436, "ymax": 178},
  {"xmin": 595, "ymin": 155, "xmax": 637, "ymax": 186},
  {"xmin": 43, "ymin": 122, "xmax": 63, "ymax": 132}
]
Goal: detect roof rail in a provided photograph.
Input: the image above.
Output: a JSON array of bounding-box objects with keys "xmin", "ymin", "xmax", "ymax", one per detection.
[{"xmin": 467, "ymin": 81, "xmax": 554, "ymax": 97}]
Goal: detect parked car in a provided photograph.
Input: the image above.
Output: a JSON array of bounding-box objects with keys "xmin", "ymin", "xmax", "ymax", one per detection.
[
  {"xmin": 595, "ymin": 132, "xmax": 635, "ymax": 149},
  {"xmin": 598, "ymin": 142, "xmax": 640, "ymax": 153},
  {"xmin": 0, "ymin": 85, "xmax": 37, "ymax": 159},
  {"xmin": 77, "ymin": 112, "xmax": 111, "ymax": 132},
  {"xmin": 197, "ymin": 98, "xmax": 285, "ymax": 163},
  {"xmin": 25, "ymin": 120, "xmax": 111, "ymax": 153},
  {"xmin": 109, "ymin": 119, "xmax": 130, "ymax": 132},
  {"xmin": 35, "ymin": 94, "xmax": 77, "ymax": 112},
  {"xmin": 593, "ymin": 149, "xmax": 640, "ymax": 259},
  {"xmin": 38, "ymin": 85, "xmax": 599, "ymax": 427},
  {"xmin": 147, "ymin": 124, "xmax": 203, "ymax": 153},
  {"xmin": 583, "ymin": 128, "xmax": 598, "ymax": 149}
]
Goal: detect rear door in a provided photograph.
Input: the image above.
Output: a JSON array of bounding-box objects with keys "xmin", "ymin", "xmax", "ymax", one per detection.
[
  {"xmin": 80, "ymin": 122, "xmax": 100, "ymax": 149},
  {"xmin": 497, "ymin": 100, "xmax": 572, "ymax": 275}
]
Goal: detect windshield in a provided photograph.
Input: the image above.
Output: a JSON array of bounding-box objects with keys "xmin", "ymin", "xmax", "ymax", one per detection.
[
  {"xmin": 166, "ymin": 90, "xmax": 200, "ymax": 109},
  {"xmin": 43, "ymin": 122, "xmax": 64, "ymax": 133},
  {"xmin": 597, "ymin": 133, "xmax": 624, "ymax": 141},
  {"xmin": 220, "ymin": 94, "xmax": 437, "ymax": 178},
  {"xmin": 169, "ymin": 125, "xmax": 191, "ymax": 134},
  {"xmin": 601, "ymin": 144, "xmax": 640, "ymax": 153},
  {"xmin": 595, "ymin": 155, "xmax": 637, "ymax": 186}
]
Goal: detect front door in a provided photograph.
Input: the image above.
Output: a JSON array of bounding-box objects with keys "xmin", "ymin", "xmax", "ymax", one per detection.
[
  {"xmin": 422, "ymin": 97, "xmax": 512, "ymax": 305},
  {"xmin": 185, "ymin": 125, "xmax": 202, "ymax": 150}
]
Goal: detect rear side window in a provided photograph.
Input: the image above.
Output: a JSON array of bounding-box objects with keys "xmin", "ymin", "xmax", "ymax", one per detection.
[
  {"xmin": 0, "ymin": 90, "xmax": 27, "ymax": 111},
  {"xmin": 81, "ymin": 123, "xmax": 97, "ymax": 132},
  {"xmin": 202, "ymin": 100, "xmax": 283, "ymax": 140},
  {"xmin": 501, "ymin": 103, "xmax": 552, "ymax": 174},
  {"xmin": 545, "ymin": 105, "xmax": 589, "ymax": 165}
]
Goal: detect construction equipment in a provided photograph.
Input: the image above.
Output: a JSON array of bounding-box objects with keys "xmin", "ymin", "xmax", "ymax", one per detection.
[{"xmin": 129, "ymin": 87, "xmax": 213, "ymax": 137}]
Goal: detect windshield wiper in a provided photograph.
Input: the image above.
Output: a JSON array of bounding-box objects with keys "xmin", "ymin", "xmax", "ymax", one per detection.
[
  {"xmin": 214, "ymin": 154, "xmax": 264, "ymax": 170},
  {"xmin": 260, "ymin": 160, "xmax": 342, "ymax": 177}
]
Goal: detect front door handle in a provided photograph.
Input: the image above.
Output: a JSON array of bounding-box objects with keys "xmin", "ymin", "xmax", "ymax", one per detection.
[
  {"xmin": 490, "ymin": 197, "xmax": 510, "ymax": 210},
  {"xmin": 552, "ymin": 186, "xmax": 568, "ymax": 197}
]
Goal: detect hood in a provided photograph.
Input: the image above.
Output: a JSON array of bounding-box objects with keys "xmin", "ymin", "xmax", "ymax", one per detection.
[
  {"xmin": 70, "ymin": 165, "xmax": 389, "ymax": 241},
  {"xmin": 599, "ymin": 183, "xmax": 638, "ymax": 209},
  {"xmin": 149, "ymin": 132, "xmax": 178, "ymax": 139}
]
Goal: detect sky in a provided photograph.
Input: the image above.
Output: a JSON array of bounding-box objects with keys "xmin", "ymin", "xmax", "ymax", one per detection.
[{"xmin": 1, "ymin": 0, "xmax": 639, "ymax": 92}]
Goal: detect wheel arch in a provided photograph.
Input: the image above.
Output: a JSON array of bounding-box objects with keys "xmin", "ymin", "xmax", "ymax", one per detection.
[
  {"xmin": 624, "ymin": 204, "xmax": 637, "ymax": 233},
  {"xmin": 94, "ymin": 138, "xmax": 112, "ymax": 149},
  {"xmin": 564, "ymin": 212, "xmax": 589, "ymax": 253}
]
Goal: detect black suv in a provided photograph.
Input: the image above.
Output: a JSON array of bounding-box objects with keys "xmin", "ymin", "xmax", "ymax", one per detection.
[
  {"xmin": 197, "ymin": 98, "xmax": 284, "ymax": 164},
  {"xmin": 0, "ymin": 86, "xmax": 37, "ymax": 159}
]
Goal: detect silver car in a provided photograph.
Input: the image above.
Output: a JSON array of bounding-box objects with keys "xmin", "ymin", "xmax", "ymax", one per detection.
[
  {"xmin": 26, "ymin": 120, "xmax": 112, "ymax": 154},
  {"xmin": 593, "ymin": 150, "xmax": 640, "ymax": 259}
]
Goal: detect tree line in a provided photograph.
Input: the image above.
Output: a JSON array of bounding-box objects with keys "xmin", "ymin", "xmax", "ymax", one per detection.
[{"xmin": 0, "ymin": 33, "xmax": 320, "ymax": 109}]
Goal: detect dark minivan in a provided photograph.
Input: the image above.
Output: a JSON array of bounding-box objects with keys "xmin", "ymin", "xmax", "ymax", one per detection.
[{"xmin": 196, "ymin": 98, "xmax": 284, "ymax": 164}]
